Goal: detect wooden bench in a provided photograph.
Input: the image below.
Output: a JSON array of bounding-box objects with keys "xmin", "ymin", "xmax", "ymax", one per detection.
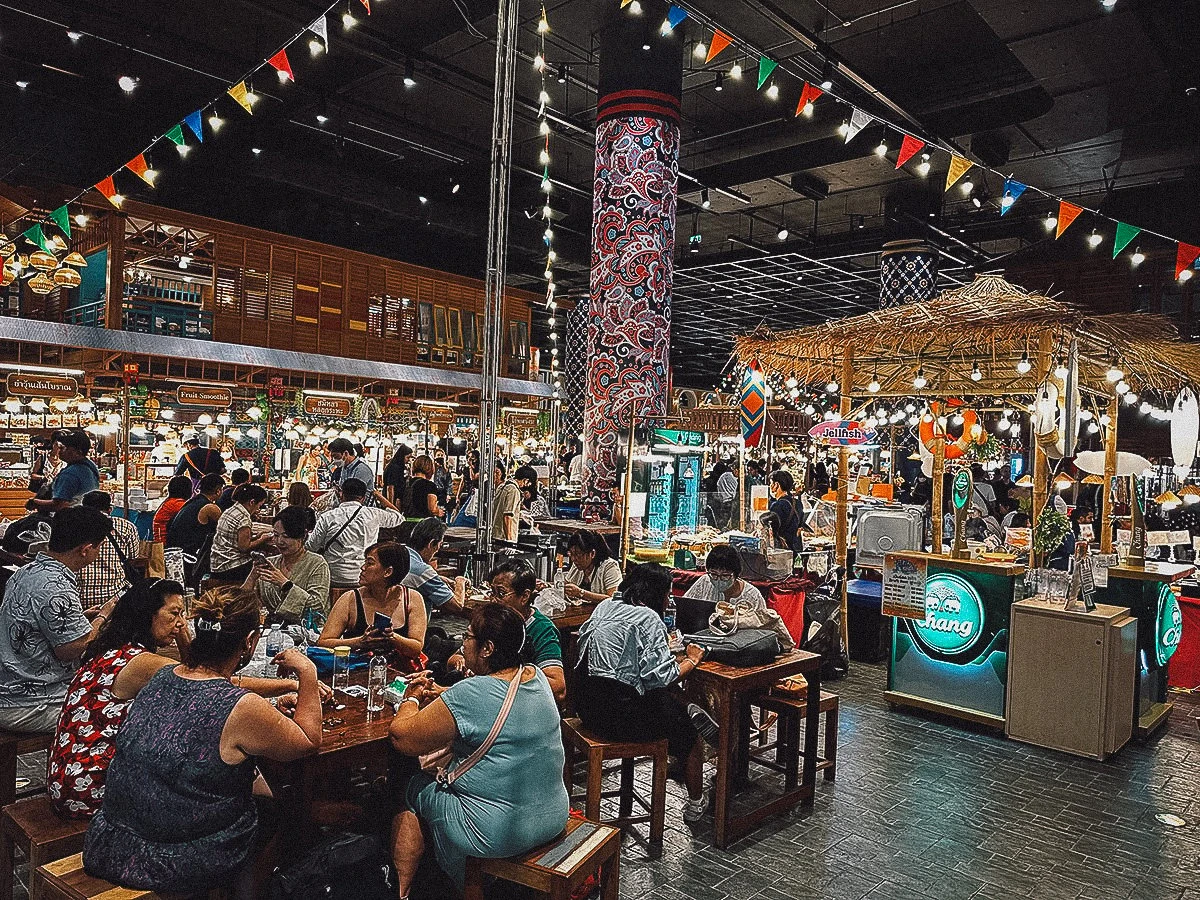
[
  {"xmin": 0, "ymin": 730, "xmax": 53, "ymax": 809},
  {"xmin": 560, "ymin": 717, "xmax": 666, "ymax": 857},
  {"xmin": 1, "ymin": 796, "xmax": 88, "ymax": 900},
  {"xmin": 749, "ymin": 689, "xmax": 839, "ymax": 782},
  {"xmin": 463, "ymin": 817, "xmax": 620, "ymax": 900},
  {"xmin": 33, "ymin": 853, "xmax": 230, "ymax": 900}
]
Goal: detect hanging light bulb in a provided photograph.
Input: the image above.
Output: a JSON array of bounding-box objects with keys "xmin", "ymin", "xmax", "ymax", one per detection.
[
  {"xmin": 1123, "ymin": 391, "xmax": 1138, "ymax": 405},
  {"xmin": 837, "ymin": 120, "xmax": 849, "ymax": 137},
  {"xmin": 1016, "ymin": 352, "xmax": 1032, "ymax": 374},
  {"xmin": 533, "ymin": 53, "xmax": 546, "ymax": 71},
  {"xmin": 1088, "ymin": 229, "xmax": 1103, "ymax": 248},
  {"xmin": 1115, "ymin": 380, "xmax": 1129, "ymax": 395},
  {"xmin": 1106, "ymin": 358, "xmax": 1124, "ymax": 382},
  {"xmin": 997, "ymin": 417, "xmax": 1011, "ymax": 432},
  {"xmin": 826, "ymin": 380, "xmax": 838, "ymax": 393},
  {"xmin": 1054, "ymin": 358, "xmax": 1069, "ymax": 379},
  {"xmin": 765, "ymin": 82, "xmax": 779, "ymax": 100},
  {"xmin": 1180, "ymin": 269, "xmax": 1194, "ymax": 283},
  {"xmin": 342, "ymin": 9, "xmax": 357, "ymax": 29},
  {"xmin": 1000, "ymin": 192, "xmax": 1015, "ymax": 211},
  {"xmin": 913, "ymin": 367, "xmax": 927, "ymax": 389},
  {"xmin": 917, "ymin": 153, "xmax": 930, "ymax": 177},
  {"xmin": 729, "ymin": 61, "xmax": 742, "ymax": 79},
  {"xmin": 694, "ymin": 41, "xmax": 707, "ymax": 59},
  {"xmin": 208, "ymin": 111, "xmax": 225, "ymax": 132},
  {"xmin": 868, "ymin": 376, "xmax": 880, "ymax": 393},
  {"xmin": 874, "ymin": 139, "xmax": 888, "ymax": 157},
  {"xmin": 959, "ymin": 177, "xmax": 974, "ymax": 195},
  {"xmin": 537, "ymin": 11, "xmax": 549, "ymax": 32},
  {"xmin": 1130, "ymin": 246, "xmax": 1145, "ymax": 266},
  {"xmin": 971, "ymin": 363, "xmax": 982, "ymax": 382},
  {"xmin": 1044, "ymin": 211, "xmax": 1057, "ymax": 231}
]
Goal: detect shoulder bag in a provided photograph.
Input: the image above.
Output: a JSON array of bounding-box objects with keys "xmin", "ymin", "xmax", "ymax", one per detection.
[
  {"xmin": 422, "ymin": 664, "xmax": 528, "ymax": 787},
  {"xmin": 317, "ymin": 504, "xmax": 364, "ymax": 555}
]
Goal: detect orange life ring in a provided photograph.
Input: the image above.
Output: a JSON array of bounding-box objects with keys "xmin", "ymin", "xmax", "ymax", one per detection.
[{"xmin": 918, "ymin": 401, "xmax": 979, "ymax": 459}]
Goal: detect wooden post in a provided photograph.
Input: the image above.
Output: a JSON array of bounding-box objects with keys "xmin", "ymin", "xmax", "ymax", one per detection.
[
  {"xmin": 835, "ymin": 348, "xmax": 853, "ymax": 655},
  {"xmin": 738, "ymin": 440, "xmax": 746, "ymax": 532},
  {"xmin": 1031, "ymin": 333, "xmax": 1053, "ymax": 532},
  {"xmin": 121, "ymin": 379, "xmax": 130, "ymax": 517},
  {"xmin": 1101, "ymin": 392, "xmax": 1119, "ymax": 552},
  {"xmin": 105, "ymin": 214, "xmax": 125, "ymax": 330},
  {"xmin": 930, "ymin": 422, "xmax": 946, "ymax": 555}
]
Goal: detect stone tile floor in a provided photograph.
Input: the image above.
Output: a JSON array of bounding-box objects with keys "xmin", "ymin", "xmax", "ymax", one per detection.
[{"xmin": 10, "ymin": 661, "xmax": 1200, "ymax": 898}]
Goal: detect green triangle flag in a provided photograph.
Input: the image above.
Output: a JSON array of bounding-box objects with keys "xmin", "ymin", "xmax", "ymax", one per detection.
[
  {"xmin": 757, "ymin": 56, "xmax": 777, "ymax": 90},
  {"xmin": 21, "ymin": 224, "xmax": 51, "ymax": 254},
  {"xmin": 1112, "ymin": 221, "xmax": 1141, "ymax": 259},
  {"xmin": 165, "ymin": 123, "xmax": 186, "ymax": 146},
  {"xmin": 49, "ymin": 205, "xmax": 71, "ymax": 240}
]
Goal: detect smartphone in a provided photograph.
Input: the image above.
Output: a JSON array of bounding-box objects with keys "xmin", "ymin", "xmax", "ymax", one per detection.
[
  {"xmin": 372, "ymin": 611, "xmax": 392, "ymax": 632},
  {"xmin": 250, "ymin": 551, "xmax": 268, "ymax": 565}
]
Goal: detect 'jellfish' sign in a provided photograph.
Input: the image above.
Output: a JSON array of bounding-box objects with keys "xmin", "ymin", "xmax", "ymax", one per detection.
[
  {"xmin": 910, "ymin": 573, "xmax": 985, "ymax": 658},
  {"xmin": 808, "ymin": 419, "xmax": 876, "ymax": 446}
]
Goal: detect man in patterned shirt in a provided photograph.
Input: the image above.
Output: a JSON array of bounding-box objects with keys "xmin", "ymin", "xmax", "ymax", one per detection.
[
  {"xmin": 78, "ymin": 491, "xmax": 142, "ymax": 612},
  {"xmin": 0, "ymin": 506, "xmax": 116, "ymax": 733}
]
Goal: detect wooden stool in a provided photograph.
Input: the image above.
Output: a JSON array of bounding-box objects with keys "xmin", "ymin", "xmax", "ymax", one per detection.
[
  {"xmin": 750, "ymin": 690, "xmax": 839, "ymax": 782},
  {"xmin": 33, "ymin": 853, "xmax": 230, "ymax": 900},
  {"xmin": 463, "ymin": 817, "xmax": 620, "ymax": 900},
  {"xmin": 0, "ymin": 730, "xmax": 53, "ymax": 809},
  {"xmin": 1, "ymin": 797, "xmax": 88, "ymax": 900},
  {"xmin": 560, "ymin": 718, "xmax": 666, "ymax": 857}
]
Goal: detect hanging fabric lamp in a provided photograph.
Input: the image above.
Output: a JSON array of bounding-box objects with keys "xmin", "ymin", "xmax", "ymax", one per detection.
[
  {"xmin": 53, "ymin": 267, "xmax": 81, "ymax": 288},
  {"xmin": 28, "ymin": 272, "xmax": 55, "ymax": 294},
  {"xmin": 62, "ymin": 251, "xmax": 88, "ymax": 267},
  {"xmin": 29, "ymin": 251, "xmax": 57, "ymax": 271}
]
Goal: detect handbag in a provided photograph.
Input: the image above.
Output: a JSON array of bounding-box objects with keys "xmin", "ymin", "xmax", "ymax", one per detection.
[
  {"xmin": 420, "ymin": 664, "xmax": 527, "ymax": 785},
  {"xmin": 709, "ymin": 599, "xmax": 796, "ymax": 651},
  {"xmin": 683, "ymin": 628, "xmax": 780, "ymax": 667},
  {"xmin": 270, "ymin": 831, "xmax": 392, "ymax": 900}
]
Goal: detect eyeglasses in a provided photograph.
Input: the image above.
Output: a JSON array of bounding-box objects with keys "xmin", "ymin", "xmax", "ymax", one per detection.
[
  {"xmin": 489, "ymin": 588, "xmax": 513, "ymax": 600},
  {"xmin": 707, "ymin": 570, "xmax": 735, "ymax": 579}
]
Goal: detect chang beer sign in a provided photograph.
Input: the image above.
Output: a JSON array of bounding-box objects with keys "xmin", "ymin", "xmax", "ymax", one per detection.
[
  {"xmin": 910, "ymin": 572, "xmax": 986, "ymax": 660},
  {"xmin": 1155, "ymin": 583, "xmax": 1183, "ymax": 667}
]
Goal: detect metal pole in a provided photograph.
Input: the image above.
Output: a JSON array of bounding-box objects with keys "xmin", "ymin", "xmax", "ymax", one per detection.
[
  {"xmin": 619, "ymin": 410, "xmax": 638, "ymax": 571},
  {"xmin": 476, "ymin": 0, "xmax": 521, "ymax": 563},
  {"xmin": 122, "ymin": 379, "xmax": 130, "ymax": 517},
  {"xmin": 548, "ymin": 397, "xmax": 561, "ymax": 512}
]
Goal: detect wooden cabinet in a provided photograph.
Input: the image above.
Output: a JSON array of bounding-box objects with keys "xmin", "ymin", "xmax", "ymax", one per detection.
[{"xmin": 1006, "ymin": 599, "xmax": 1137, "ymax": 759}]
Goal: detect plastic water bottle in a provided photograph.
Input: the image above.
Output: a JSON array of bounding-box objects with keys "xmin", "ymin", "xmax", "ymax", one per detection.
[
  {"xmin": 264, "ymin": 624, "xmax": 285, "ymax": 677},
  {"xmin": 663, "ymin": 594, "xmax": 678, "ymax": 643},
  {"xmin": 367, "ymin": 653, "xmax": 388, "ymax": 713}
]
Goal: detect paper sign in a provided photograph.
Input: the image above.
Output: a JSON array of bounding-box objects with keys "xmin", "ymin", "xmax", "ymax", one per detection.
[
  {"xmin": 1005, "ymin": 527, "xmax": 1032, "ymax": 550},
  {"xmin": 1169, "ymin": 530, "xmax": 1191, "ymax": 545},
  {"xmin": 1117, "ymin": 529, "xmax": 1132, "ymax": 546},
  {"xmin": 1079, "ymin": 558, "xmax": 1097, "ymax": 610},
  {"xmin": 1147, "ymin": 531, "xmax": 1172, "ymax": 548},
  {"xmin": 882, "ymin": 554, "xmax": 927, "ymax": 620},
  {"xmin": 1079, "ymin": 523, "xmax": 1095, "ymax": 543}
]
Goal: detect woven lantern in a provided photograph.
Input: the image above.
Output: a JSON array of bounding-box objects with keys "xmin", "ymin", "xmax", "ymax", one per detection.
[
  {"xmin": 0, "ymin": 266, "xmax": 14, "ymax": 287},
  {"xmin": 29, "ymin": 251, "xmax": 57, "ymax": 271},
  {"xmin": 28, "ymin": 272, "xmax": 55, "ymax": 294},
  {"xmin": 53, "ymin": 267, "xmax": 81, "ymax": 288},
  {"xmin": 0, "ymin": 239, "xmax": 14, "ymax": 257},
  {"xmin": 62, "ymin": 252, "xmax": 88, "ymax": 267}
]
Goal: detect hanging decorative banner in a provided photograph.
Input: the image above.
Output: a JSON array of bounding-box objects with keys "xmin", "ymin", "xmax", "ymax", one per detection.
[
  {"xmin": 894, "ymin": 134, "xmax": 925, "ymax": 169},
  {"xmin": 268, "ymin": 49, "xmax": 294, "ymax": 81},
  {"xmin": 705, "ymin": 30, "xmax": 732, "ymax": 63},
  {"xmin": 309, "ymin": 15, "xmax": 329, "ymax": 49},
  {"xmin": 1056, "ymin": 200, "xmax": 1083, "ymax": 239},
  {"xmin": 95, "ymin": 176, "xmax": 120, "ymax": 206},
  {"xmin": 808, "ymin": 419, "xmax": 876, "ymax": 446},
  {"xmin": 756, "ymin": 56, "xmax": 777, "ymax": 89},
  {"xmin": 228, "ymin": 81, "xmax": 254, "ymax": 114},
  {"xmin": 844, "ymin": 108, "xmax": 871, "ymax": 143},
  {"xmin": 665, "ymin": 5, "xmax": 688, "ymax": 31},
  {"xmin": 165, "ymin": 124, "xmax": 186, "ymax": 147},
  {"xmin": 125, "ymin": 153, "xmax": 153, "ymax": 185},
  {"xmin": 1176, "ymin": 243, "xmax": 1200, "ymax": 279},
  {"xmin": 49, "ymin": 205, "xmax": 71, "ymax": 239},
  {"xmin": 1000, "ymin": 178, "xmax": 1027, "ymax": 215},
  {"xmin": 1112, "ymin": 222, "xmax": 1141, "ymax": 259},
  {"xmin": 21, "ymin": 224, "xmax": 51, "ymax": 254},
  {"xmin": 183, "ymin": 110, "xmax": 205, "ymax": 142},
  {"xmin": 739, "ymin": 360, "xmax": 767, "ymax": 448},
  {"xmin": 358, "ymin": 0, "xmax": 370, "ymax": 12},
  {"xmin": 794, "ymin": 82, "xmax": 822, "ymax": 117},
  {"xmin": 945, "ymin": 155, "xmax": 972, "ymax": 191},
  {"xmin": 621, "ymin": 0, "xmax": 634, "ymax": 6}
]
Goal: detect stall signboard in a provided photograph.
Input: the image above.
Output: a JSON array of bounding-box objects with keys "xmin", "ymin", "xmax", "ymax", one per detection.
[
  {"xmin": 176, "ymin": 385, "xmax": 233, "ymax": 408},
  {"xmin": 882, "ymin": 555, "xmax": 927, "ymax": 619},
  {"xmin": 909, "ymin": 572, "xmax": 986, "ymax": 659},
  {"xmin": 6, "ymin": 373, "xmax": 78, "ymax": 399},
  {"xmin": 1156, "ymin": 582, "xmax": 1183, "ymax": 666},
  {"xmin": 808, "ymin": 419, "xmax": 876, "ymax": 446},
  {"xmin": 653, "ymin": 429, "xmax": 704, "ymax": 448},
  {"xmin": 681, "ymin": 408, "xmax": 739, "ymax": 435},
  {"xmin": 767, "ymin": 409, "xmax": 812, "ymax": 436},
  {"xmin": 304, "ymin": 396, "xmax": 353, "ymax": 417}
]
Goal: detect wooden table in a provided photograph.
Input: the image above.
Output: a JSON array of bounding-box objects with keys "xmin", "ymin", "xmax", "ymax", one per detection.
[
  {"xmin": 536, "ymin": 519, "xmax": 622, "ymax": 538},
  {"xmin": 689, "ymin": 649, "xmax": 823, "ymax": 849}
]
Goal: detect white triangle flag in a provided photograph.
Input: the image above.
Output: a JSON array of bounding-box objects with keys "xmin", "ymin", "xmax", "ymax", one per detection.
[
  {"xmin": 845, "ymin": 108, "xmax": 871, "ymax": 143},
  {"xmin": 309, "ymin": 15, "xmax": 329, "ymax": 49}
]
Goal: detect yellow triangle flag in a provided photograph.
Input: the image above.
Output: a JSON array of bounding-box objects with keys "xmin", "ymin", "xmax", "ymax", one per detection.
[
  {"xmin": 228, "ymin": 81, "xmax": 254, "ymax": 114},
  {"xmin": 621, "ymin": 0, "xmax": 633, "ymax": 6},
  {"xmin": 944, "ymin": 154, "xmax": 972, "ymax": 192}
]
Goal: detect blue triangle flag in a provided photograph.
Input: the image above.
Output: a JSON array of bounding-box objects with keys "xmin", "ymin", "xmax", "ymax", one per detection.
[
  {"xmin": 665, "ymin": 5, "xmax": 688, "ymax": 30},
  {"xmin": 1000, "ymin": 178, "xmax": 1027, "ymax": 216},
  {"xmin": 184, "ymin": 110, "xmax": 204, "ymax": 143}
]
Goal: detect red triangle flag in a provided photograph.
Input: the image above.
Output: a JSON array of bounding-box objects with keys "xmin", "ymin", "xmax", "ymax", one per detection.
[
  {"xmin": 268, "ymin": 49, "xmax": 294, "ymax": 81},
  {"xmin": 125, "ymin": 153, "xmax": 153, "ymax": 185},
  {"xmin": 705, "ymin": 31, "xmax": 732, "ymax": 63},
  {"xmin": 359, "ymin": 0, "xmax": 370, "ymax": 11},
  {"xmin": 95, "ymin": 175, "xmax": 120, "ymax": 206},
  {"xmin": 1176, "ymin": 243, "xmax": 1200, "ymax": 279},
  {"xmin": 794, "ymin": 82, "xmax": 823, "ymax": 117},
  {"xmin": 1055, "ymin": 200, "xmax": 1083, "ymax": 239},
  {"xmin": 895, "ymin": 134, "xmax": 926, "ymax": 169}
]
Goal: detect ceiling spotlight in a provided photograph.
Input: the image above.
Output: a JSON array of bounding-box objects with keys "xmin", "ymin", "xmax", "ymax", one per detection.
[
  {"xmin": 971, "ymin": 363, "xmax": 982, "ymax": 381},
  {"xmin": 701, "ymin": 189, "xmax": 711, "ymax": 209},
  {"xmin": 1100, "ymin": 0, "xmax": 1117, "ymax": 8},
  {"xmin": 917, "ymin": 153, "xmax": 930, "ymax": 177},
  {"xmin": 251, "ymin": 147, "xmax": 262, "ymax": 156},
  {"xmin": 117, "ymin": 75, "xmax": 138, "ymax": 93},
  {"xmin": 1088, "ymin": 229, "xmax": 1103, "ymax": 248},
  {"xmin": 1044, "ymin": 211, "xmax": 1058, "ymax": 231},
  {"xmin": 418, "ymin": 195, "xmax": 429, "ymax": 205},
  {"xmin": 777, "ymin": 226, "xmax": 789, "ymax": 241},
  {"xmin": 642, "ymin": 42, "xmax": 651, "ymax": 51},
  {"xmin": 1130, "ymin": 246, "xmax": 1145, "ymax": 266},
  {"xmin": 819, "ymin": 60, "xmax": 833, "ymax": 91},
  {"xmin": 178, "ymin": 254, "xmax": 191, "ymax": 270},
  {"xmin": 913, "ymin": 367, "xmax": 928, "ymax": 389},
  {"xmin": 66, "ymin": 30, "xmax": 82, "ymax": 42},
  {"xmin": 713, "ymin": 73, "xmax": 724, "ymax": 92},
  {"xmin": 765, "ymin": 82, "xmax": 779, "ymax": 100},
  {"xmin": 971, "ymin": 193, "xmax": 982, "ymax": 209},
  {"xmin": 316, "ymin": 113, "xmax": 329, "ymax": 125},
  {"xmin": 557, "ymin": 65, "xmax": 569, "ymax": 84},
  {"xmin": 730, "ymin": 61, "xmax": 743, "ymax": 79},
  {"xmin": 451, "ymin": 182, "xmax": 461, "ymax": 194},
  {"xmin": 874, "ymin": 139, "xmax": 888, "ymax": 157},
  {"xmin": 403, "ymin": 60, "xmax": 417, "ymax": 88},
  {"xmin": 15, "ymin": 80, "xmax": 29, "ymax": 90}
]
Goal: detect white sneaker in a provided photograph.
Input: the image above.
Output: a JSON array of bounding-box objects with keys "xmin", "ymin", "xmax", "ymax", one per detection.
[{"xmin": 682, "ymin": 793, "xmax": 707, "ymax": 822}]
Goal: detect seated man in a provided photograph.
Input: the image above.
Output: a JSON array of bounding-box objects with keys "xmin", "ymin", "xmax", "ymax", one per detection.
[
  {"xmin": 404, "ymin": 517, "xmax": 460, "ymax": 613},
  {"xmin": 0, "ymin": 506, "xmax": 117, "ymax": 732}
]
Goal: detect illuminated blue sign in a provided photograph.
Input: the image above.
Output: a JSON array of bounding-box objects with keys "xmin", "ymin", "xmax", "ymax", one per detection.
[{"xmin": 910, "ymin": 572, "xmax": 986, "ymax": 659}]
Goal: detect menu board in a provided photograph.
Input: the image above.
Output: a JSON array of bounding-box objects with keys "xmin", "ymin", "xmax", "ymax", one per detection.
[{"xmin": 882, "ymin": 555, "xmax": 928, "ymax": 620}]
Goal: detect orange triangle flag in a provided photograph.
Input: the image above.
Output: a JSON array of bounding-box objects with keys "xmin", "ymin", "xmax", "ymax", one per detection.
[
  {"xmin": 228, "ymin": 81, "xmax": 254, "ymax": 114},
  {"xmin": 944, "ymin": 155, "xmax": 972, "ymax": 192},
  {"xmin": 895, "ymin": 134, "xmax": 926, "ymax": 169},
  {"xmin": 705, "ymin": 31, "xmax": 732, "ymax": 64},
  {"xmin": 125, "ymin": 153, "xmax": 154, "ymax": 184},
  {"xmin": 794, "ymin": 82, "xmax": 823, "ymax": 117},
  {"xmin": 268, "ymin": 49, "xmax": 294, "ymax": 81},
  {"xmin": 1176, "ymin": 243, "xmax": 1200, "ymax": 279},
  {"xmin": 1055, "ymin": 201, "xmax": 1083, "ymax": 239},
  {"xmin": 95, "ymin": 176, "xmax": 121, "ymax": 206},
  {"xmin": 359, "ymin": 0, "xmax": 370, "ymax": 11}
]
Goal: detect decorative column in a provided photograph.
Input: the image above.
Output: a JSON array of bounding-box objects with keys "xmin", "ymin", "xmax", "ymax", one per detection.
[
  {"xmin": 583, "ymin": 7, "xmax": 683, "ymax": 518},
  {"xmin": 879, "ymin": 240, "xmax": 938, "ymax": 308}
]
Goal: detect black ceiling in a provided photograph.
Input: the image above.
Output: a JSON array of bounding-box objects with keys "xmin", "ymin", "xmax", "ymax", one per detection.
[{"xmin": 1, "ymin": 0, "xmax": 1198, "ymax": 387}]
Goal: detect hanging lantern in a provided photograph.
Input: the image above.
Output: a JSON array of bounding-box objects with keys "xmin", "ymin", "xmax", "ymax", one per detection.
[
  {"xmin": 62, "ymin": 251, "xmax": 88, "ymax": 267},
  {"xmin": 29, "ymin": 272, "xmax": 55, "ymax": 294},
  {"xmin": 1, "ymin": 266, "xmax": 14, "ymax": 287},
  {"xmin": 29, "ymin": 251, "xmax": 57, "ymax": 271},
  {"xmin": 0, "ymin": 239, "xmax": 15, "ymax": 257},
  {"xmin": 53, "ymin": 267, "xmax": 81, "ymax": 288}
]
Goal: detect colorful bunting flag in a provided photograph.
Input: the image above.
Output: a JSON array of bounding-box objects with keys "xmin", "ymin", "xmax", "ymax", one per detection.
[
  {"xmin": 21, "ymin": 225, "xmax": 51, "ymax": 254},
  {"xmin": 740, "ymin": 360, "xmax": 767, "ymax": 449},
  {"xmin": 895, "ymin": 134, "xmax": 925, "ymax": 169},
  {"xmin": 268, "ymin": 49, "xmax": 294, "ymax": 82},
  {"xmin": 705, "ymin": 30, "xmax": 732, "ymax": 63},
  {"xmin": 844, "ymin": 108, "xmax": 871, "ymax": 143},
  {"xmin": 309, "ymin": 15, "xmax": 328, "ymax": 49},
  {"xmin": 1055, "ymin": 201, "xmax": 1083, "ymax": 239},
  {"xmin": 945, "ymin": 155, "xmax": 972, "ymax": 192},
  {"xmin": 125, "ymin": 153, "xmax": 153, "ymax": 184},
  {"xmin": 359, "ymin": 0, "xmax": 370, "ymax": 12},
  {"xmin": 228, "ymin": 81, "xmax": 254, "ymax": 114},
  {"xmin": 665, "ymin": 5, "xmax": 687, "ymax": 31},
  {"xmin": 49, "ymin": 205, "xmax": 71, "ymax": 240},
  {"xmin": 95, "ymin": 176, "xmax": 120, "ymax": 206},
  {"xmin": 1176, "ymin": 243, "xmax": 1200, "ymax": 279},
  {"xmin": 621, "ymin": 0, "xmax": 634, "ymax": 6},
  {"xmin": 183, "ymin": 110, "xmax": 204, "ymax": 143},
  {"xmin": 1000, "ymin": 178, "xmax": 1027, "ymax": 215},
  {"xmin": 1113, "ymin": 222, "xmax": 1141, "ymax": 258},
  {"xmin": 756, "ymin": 56, "xmax": 777, "ymax": 89},
  {"xmin": 165, "ymin": 124, "xmax": 186, "ymax": 146},
  {"xmin": 794, "ymin": 82, "xmax": 823, "ymax": 117}
]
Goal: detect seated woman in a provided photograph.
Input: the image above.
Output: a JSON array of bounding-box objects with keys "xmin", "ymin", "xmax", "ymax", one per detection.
[
  {"xmin": 388, "ymin": 604, "xmax": 568, "ymax": 897},
  {"xmin": 152, "ymin": 475, "xmax": 193, "ymax": 543},
  {"xmin": 683, "ymin": 543, "xmax": 767, "ymax": 608},
  {"xmin": 577, "ymin": 563, "xmax": 712, "ymax": 822},
  {"xmin": 318, "ymin": 541, "xmax": 427, "ymax": 670},
  {"xmin": 247, "ymin": 506, "xmax": 332, "ymax": 625},
  {"xmin": 83, "ymin": 587, "xmax": 322, "ymax": 897},
  {"xmin": 563, "ymin": 531, "xmax": 623, "ymax": 603},
  {"xmin": 209, "ymin": 483, "xmax": 273, "ymax": 584}
]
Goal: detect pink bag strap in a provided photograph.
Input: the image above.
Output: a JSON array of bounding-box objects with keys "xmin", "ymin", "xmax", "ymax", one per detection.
[{"xmin": 438, "ymin": 664, "xmax": 528, "ymax": 787}]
